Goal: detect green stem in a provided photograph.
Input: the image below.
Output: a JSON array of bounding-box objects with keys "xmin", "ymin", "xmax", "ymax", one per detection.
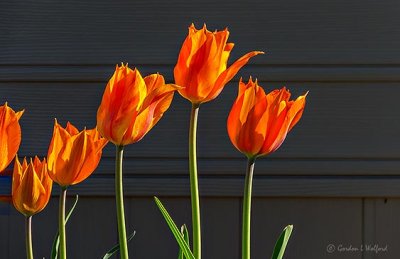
[
  {"xmin": 189, "ymin": 103, "xmax": 201, "ymax": 259},
  {"xmin": 115, "ymin": 145, "xmax": 129, "ymax": 259},
  {"xmin": 25, "ymin": 216, "xmax": 33, "ymax": 259},
  {"xmin": 242, "ymin": 157, "xmax": 256, "ymax": 259},
  {"xmin": 59, "ymin": 186, "xmax": 67, "ymax": 259}
]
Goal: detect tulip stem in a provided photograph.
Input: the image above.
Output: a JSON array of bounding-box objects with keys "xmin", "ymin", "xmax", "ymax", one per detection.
[
  {"xmin": 59, "ymin": 186, "xmax": 67, "ymax": 259},
  {"xmin": 115, "ymin": 145, "xmax": 129, "ymax": 259},
  {"xmin": 242, "ymin": 157, "xmax": 256, "ymax": 259},
  {"xmin": 25, "ymin": 216, "xmax": 34, "ymax": 259},
  {"xmin": 189, "ymin": 103, "xmax": 201, "ymax": 259}
]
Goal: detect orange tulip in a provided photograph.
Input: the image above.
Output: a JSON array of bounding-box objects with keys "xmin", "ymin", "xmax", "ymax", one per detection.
[
  {"xmin": 47, "ymin": 120, "xmax": 108, "ymax": 186},
  {"xmin": 174, "ymin": 24, "xmax": 264, "ymax": 104},
  {"xmin": 0, "ymin": 103, "xmax": 24, "ymax": 172},
  {"xmin": 12, "ymin": 156, "xmax": 52, "ymax": 216},
  {"xmin": 97, "ymin": 64, "xmax": 178, "ymax": 146},
  {"xmin": 227, "ymin": 78, "xmax": 307, "ymax": 158}
]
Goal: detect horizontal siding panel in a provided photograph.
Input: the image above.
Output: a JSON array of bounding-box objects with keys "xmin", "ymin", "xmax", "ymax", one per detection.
[
  {"xmin": 2, "ymin": 65, "xmax": 400, "ymax": 82},
  {"xmin": 253, "ymin": 198, "xmax": 363, "ymax": 259},
  {"xmin": 2, "ymin": 197, "xmax": 365, "ymax": 258},
  {"xmin": 31, "ymin": 157, "xmax": 400, "ymax": 176},
  {"xmin": 2, "ymin": 175, "xmax": 400, "ymax": 197},
  {"xmin": 5, "ymin": 197, "xmax": 117, "ymax": 259},
  {"xmin": 363, "ymin": 199, "xmax": 400, "ymax": 259},
  {"xmin": 0, "ymin": 82, "xmax": 399, "ymax": 159},
  {"xmin": 1, "ymin": 0, "xmax": 400, "ymax": 65}
]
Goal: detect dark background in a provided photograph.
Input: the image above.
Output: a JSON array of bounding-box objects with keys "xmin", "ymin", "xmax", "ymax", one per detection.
[{"xmin": 1, "ymin": 0, "xmax": 400, "ymax": 258}]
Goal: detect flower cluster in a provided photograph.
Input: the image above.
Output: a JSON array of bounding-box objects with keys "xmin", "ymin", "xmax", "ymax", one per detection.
[{"xmin": 0, "ymin": 23, "xmax": 307, "ymax": 259}]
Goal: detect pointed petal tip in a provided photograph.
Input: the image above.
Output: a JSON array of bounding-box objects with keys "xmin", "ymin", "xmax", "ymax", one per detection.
[{"xmin": 251, "ymin": 51, "xmax": 265, "ymax": 56}]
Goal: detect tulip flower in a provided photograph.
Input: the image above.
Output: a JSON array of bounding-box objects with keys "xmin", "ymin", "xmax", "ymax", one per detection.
[
  {"xmin": 174, "ymin": 23, "xmax": 264, "ymax": 104},
  {"xmin": 97, "ymin": 64, "xmax": 178, "ymax": 146},
  {"xmin": 97, "ymin": 64, "xmax": 178, "ymax": 259},
  {"xmin": 227, "ymin": 77, "xmax": 307, "ymax": 158},
  {"xmin": 0, "ymin": 103, "xmax": 24, "ymax": 173},
  {"xmin": 12, "ymin": 156, "xmax": 52, "ymax": 259},
  {"xmin": 12, "ymin": 156, "xmax": 52, "ymax": 216},
  {"xmin": 170, "ymin": 24, "xmax": 263, "ymax": 259},
  {"xmin": 47, "ymin": 120, "xmax": 108, "ymax": 186},
  {"xmin": 227, "ymin": 77, "xmax": 307, "ymax": 259},
  {"xmin": 47, "ymin": 120, "xmax": 107, "ymax": 259}
]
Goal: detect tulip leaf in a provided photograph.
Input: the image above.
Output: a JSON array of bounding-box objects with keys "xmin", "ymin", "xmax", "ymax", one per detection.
[
  {"xmin": 178, "ymin": 224, "xmax": 190, "ymax": 259},
  {"xmin": 271, "ymin": 225, "xmax": 293, "ymax": 259},
  {"xmin": 154, "ymin": 197, "xmax": 195, "ymax": 259},
  {"xmin": 50, "ymin": 195, "xmax": 79, "ymax": 259},
  {"xmin": 102, "ymin": 231, "xmax": 136, "ymax": 259}
]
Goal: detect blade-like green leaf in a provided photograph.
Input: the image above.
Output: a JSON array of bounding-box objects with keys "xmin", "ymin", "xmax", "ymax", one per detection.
[
  {"xmin": 50, "ymin": 195, "xmax": 79, "ymax": 259},
  {"xmin": 154, "ymin": 197, "xmax": 195, "ymax": 259},
  {"xmin": 271, "ymin": 225, "xmax": 293, "ymax": 259},
  {"xmin": 178, "ymin": 224, "xmax": 190, "ymax": 259},
  {"xmin": 103, "ymin": 231, "xmax": 136, "ymax": 259}
]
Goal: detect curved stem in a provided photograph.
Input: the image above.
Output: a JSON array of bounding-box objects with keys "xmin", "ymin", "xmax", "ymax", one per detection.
[
  {"xmin": 242, "ymin": 157, "xmax": 256, "ymax": 259},
  {"xmin": 189, "ymin": 103, "xmax": 201, "ymax": 259},
  {"xmin": 115, "ymin": 145, "xmax": 129, "ymax": 259},
  {"xmin": 59, "ymin": 186, "xmax": 67, "ymax": 259},
  {"xmin": 25, "ymin": 216, "xmax": 33, "ymax": 259}
]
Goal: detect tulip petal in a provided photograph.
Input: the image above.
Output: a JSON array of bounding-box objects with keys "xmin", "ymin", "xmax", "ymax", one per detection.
[
  {"xmin": 227, "ymin": 92, "xmax": 245, "ymax": 152},
  {"xmin": 65, "ymin": 121, "xmax": 79, "ymax": 135},
  {"xmin": 0, "ymin": 104, "xmax": 23, "ymax": 172},
  {"xmin": 205, "ymin": 51, "xmax": 264, "ymax": 102},
  {"xmin": 288, "ymin": 94, "xmax": 307, "ymax": 131}
]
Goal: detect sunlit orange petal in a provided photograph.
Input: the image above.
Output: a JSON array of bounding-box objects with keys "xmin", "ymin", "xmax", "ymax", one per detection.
[
  {"xmin": 97, "ymin": 65, "xmax": 147, "ymax": 145},
  {"xmin": 0, "ymin": 103, "xmax": 24, "ymax": 173},
  {"xmin": 205, "ymin": 51, "xmax": 264, "ymax": 102}
]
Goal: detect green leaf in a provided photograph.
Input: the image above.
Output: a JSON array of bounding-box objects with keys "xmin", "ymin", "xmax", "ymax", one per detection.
[
  {"xmin": 50, "ymin": 195, "xmax": 79, "ymax": 259},
  {"xmin": 154, "ymin": 197, "xmax": 195, "ymax": 259},
  {"xmin": 178, "ymin": 224, "xmax": 190, "ymax": 259},
  {"xmin": 271, "ymin": 225, "xmax": 293, "ymax": 259},
  {"xmin": 102, "ymin": 231, "xmax": 136, "ymax": 259}
]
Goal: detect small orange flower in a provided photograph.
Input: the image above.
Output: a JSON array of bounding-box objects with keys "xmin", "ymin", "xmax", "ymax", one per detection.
[
  {"xmin": 12, "ymin": 156, "xmax": 52, "ymax": 216},
  {"xmin": 47, "ymin": 120, "xmax": 108, "ymax": 186},
  {"xmin": 97, "ymin": 64, "xmax": 178, "ymax": 146},
  {"xmin": 174, "ymin": 23, "xmax": 264, "ymax": 104},
  {"xmin": 227, "ymin": 78, "xmax": 307, "ymax": 158},
  {"xmin": 0, "ymin": 103, "xmax": 24, "ymax": 173}
]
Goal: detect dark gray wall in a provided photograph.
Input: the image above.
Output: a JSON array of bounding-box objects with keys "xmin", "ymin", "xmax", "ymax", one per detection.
[{"xmin": 1, "ymin": 0, "xmax": 400, "ymax": 258}]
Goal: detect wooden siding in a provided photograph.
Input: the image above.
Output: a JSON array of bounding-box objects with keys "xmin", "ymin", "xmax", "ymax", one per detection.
[{"xmin": 1, "ymin": 0, "xmax": 400, "ymax": 258}]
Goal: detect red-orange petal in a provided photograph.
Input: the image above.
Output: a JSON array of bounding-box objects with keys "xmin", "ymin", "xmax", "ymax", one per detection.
[{"xmin": 205, "ymin": 51, "xmax": 264, "ymax": 103}]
